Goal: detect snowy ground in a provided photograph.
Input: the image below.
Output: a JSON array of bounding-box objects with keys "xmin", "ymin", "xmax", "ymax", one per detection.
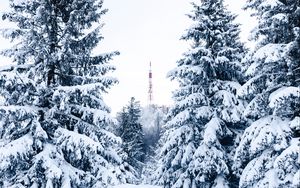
[{"xmin": 113, "ymin": 184, "xmax": 161, "ymax": 188}]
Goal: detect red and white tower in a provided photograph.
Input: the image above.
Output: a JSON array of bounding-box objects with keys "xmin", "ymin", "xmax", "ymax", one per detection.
[{"xmin": 148, "ymin": 62, "xmax": 153, "ymax": 104}]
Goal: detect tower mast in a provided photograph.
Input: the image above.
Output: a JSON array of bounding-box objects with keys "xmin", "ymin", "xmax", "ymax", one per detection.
[{"xmin": 148, "ymin": 62, "xmax": 153, "ymax": 105}]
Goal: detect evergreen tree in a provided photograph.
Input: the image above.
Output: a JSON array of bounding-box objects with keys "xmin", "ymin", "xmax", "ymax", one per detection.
[
  {"xmin": 117, "ymin": 97, "xmax": 145, "ymax": 176},
  {"xmin": 154, "ymin": 0, "xmax": 246, "ymax": 187},
  {"xmin": 0, "ymin": 0, "xmax": 133, "ymax": 187},
  {"xmin": 233, "ymin": 0, "xmax": 300, "ymax": 187}
]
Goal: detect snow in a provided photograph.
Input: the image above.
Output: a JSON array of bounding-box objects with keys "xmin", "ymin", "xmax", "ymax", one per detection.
[
  {"xmin": 293, "ymin": 170, "xmax": 300, "ymax": 187},
  {"xmin": 274, "ymin": 138, "xmax": 300, "ymax": 186},
  {"xmin": 250, "ymin": 117, "xmax": 290, "ymax": 153},
  {"xmin": 212, "ymin": 90, "xmax": 236, "ymax": 107},
  {"xmin": 34, "ymin": 144, "xmax": 63, "ymax": 180},
  {"xmin": 171, "ymin": 149, "xmax": 183, "ymax": 167},
  {"xmin": 55, "ymin": 127, "xmax": 104, "ymax": 154},
  {"xmin": 290, "ymin": 117, "xmax": 300, "ymax": 131},
  {"xmin": 0, "ymin": 0, "xmax": 298, "ymax": 186},
  {"xmin": 54, "ymin": 77, "xmax": 117, "ymax": 95},
  {"xmin": 1, "ymin": 28, "xmax": 19, "ymax": 40},
  {"xmin": 181, "ymin": 142, "xmax": 195, "ymax": 168},
  {"xmin": 93, "ymin": 110, "xmax": 112, "ymax": 125},
  {"xmin": 222, "ymin": 81, "xmax": 241, "ymax": 92},
  {"xmin": 259, "ymin": 0, "xmax": 281, "ymax": 9},
  {"xmin": 237, "ymin": 75, "xmax": 264, "ymax": 98},
  {"xmin": 0, "ymin": 70, "xmax": 32, "ymax": 86},
  {"xmin": 183, "ymin": 46, "xmax": 210, "ymax": 57},
  {"xmin": 268, "ymin": 86, "xmax": 288, "ymax": 104},
  {"xmin": 246, "ymin": 116, "xmax": 290, "ymax": 155},
  {"xmin": 170, "ymin": 65, "xmax": 204, "ymax": 78},
  {"xmin": 55, "ymin": 83, "xmax": 103, "ymax": 95},
  {"xmin": 193, "ymin": 143, "xmax": 229, "ymax": 182},
  {"xmin": 0, "ymin": 64, "xmax": 16, "ymax": 72},
  {"xmin": 195, "ymin": 106, "xmax": 213, "ymax": 119},
  {"xmin": 239, "ymin": 150, "xmax": 273, "ymax": 188},
  {"xmin": 216, "ymin": 56, "xmax": 229, "ymax": 64},
  {"xmin": 0, "ymin": 95, "xmax": 5, "ymax": 105},
  {"xmin": 33, "ymin": 144, "xmax": 89, "ymax": 186},
  {"xmin": 113, "ymin": 184, "xmax": 161, "ymax": 188},
  {"xmin": 12, "ymin": 0, "xmax": 27, "ymax": 4},
  {"xmin": 0, "ymin": 134, "xmax": 33, "ymax": 169},
  {"xmin": 203, "ymin": 118, "xmax": 222, "ymax": 145},
  {"xmin": 176, "ymin": 92, "xmax": 207, "ymax": 109},
  {"xmin": 214, "ymin": 176, "xmax": 229, "ymax": 188},
  {"xmin": 253, "ymin": 43, "xmax": 285, "ymax": 63},
  {"xmin": 269, "ymin": 86, "xmax": 300, "ymax": 108},
  {"xmin": 164, "ymin": 109, "xmax": 190, "ymax": 129},
  {"xmin": 234, "ymin": 116, "xmax": 290, "ymax": 167},
  {"xmin": 245, "ymin": 61, "xmax": 259, "ymax": 76},
  {"xmin": 272, "ymin": 13, "xmax": 288, "ymax": 22}
]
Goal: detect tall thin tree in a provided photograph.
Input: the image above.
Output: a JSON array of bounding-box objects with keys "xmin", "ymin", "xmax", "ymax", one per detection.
[{"xmin": 117, "ymin": 97, "xmax": 145, "ymax": 176}]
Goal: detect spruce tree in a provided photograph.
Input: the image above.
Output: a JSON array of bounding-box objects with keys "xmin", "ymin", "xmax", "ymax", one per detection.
[
  {"xmin": 0, "ymin": 0, "xmax": 133, "ymax": 187},
  {"xmin": 154, "ymin": 0, "xmax": 246, "ymax": 187},
  {"xmin": 233, "ymin": 0, "xmax": 300, "ymax": 187},
  {"xmin": 117, "ymin": 97, "xmax": 145, "ymax": 176}
]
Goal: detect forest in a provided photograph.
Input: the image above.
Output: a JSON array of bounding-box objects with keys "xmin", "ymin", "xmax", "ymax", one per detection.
[{"xmin": 0, "ymin": 0, "xmax": 299, "ymax": 188}]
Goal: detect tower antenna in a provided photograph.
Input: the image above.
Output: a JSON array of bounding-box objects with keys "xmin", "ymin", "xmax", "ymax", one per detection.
[{"xmin": 148, "ymin": 61, "xmax": 153, "ymax": 105}]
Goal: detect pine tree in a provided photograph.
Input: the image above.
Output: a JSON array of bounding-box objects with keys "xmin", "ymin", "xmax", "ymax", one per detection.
[
  {"xmin": 0, "ymin": 0, "xmax": 133, "ymax": 187},
  {"xmin": 117, "ymin": 97, "xmax": 145, "ymax": 176},
  {"xmin": 154, "ymin": 0, "xmax": 246, "ymax": 187},
  {"xmin": 233, "ymin": 0, "xmax": 300, "ymax": 187}
]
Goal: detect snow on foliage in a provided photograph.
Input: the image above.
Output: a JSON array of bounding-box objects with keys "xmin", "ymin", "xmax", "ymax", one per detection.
[
  {"xmin": 0, "ymin": 0, "xmax": 133, "ymax": 187},
  {"xmin": 274, "ymin": 138, "xmax": 300, "ymax": 187},
  {"xmin": 0, "ymin": 134, "xmax": 34, "ymax": 170},
  {"xmin": 233, "ymin": 116, "xmax": 298, "ymax": 188},
  {"xmin": 269, "ymin": 87, "xmax": 300, "ymax": 116},
  {"xmin": 154, "ymin": 0, "xmax": 246, "ymax": 187},
  {"xmin": 234, "ymin": 1, "xmax": 300, "ymax": 187},
  {"xmin": 289, "ymin": 116, "xmax": 300, "ymax": 132},
  {"xmin": 113, "ymin": 184, "xmax": 161, "ymax": 188},
  {"xmin": 253, "ymin": 43, "xmax": 285, "ymax": 64},
  {"xmin": 259, "ymin": 0, "xmax": 282, "ymax": 8}
]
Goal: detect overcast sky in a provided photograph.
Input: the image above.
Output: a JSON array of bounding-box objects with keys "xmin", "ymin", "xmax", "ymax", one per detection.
[{"xmin": 0, "ymin": 0, "xmax": 255, "ymax": 115}]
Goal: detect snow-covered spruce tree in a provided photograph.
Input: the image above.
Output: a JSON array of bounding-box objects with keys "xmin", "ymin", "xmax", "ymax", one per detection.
[
  {"xmin": 154, "ymin": 0, "xmax": 246, "ymax": 187},
  {"xmin": 0, "ymin": 0, "xmax": 134, "ymax": 187},
  {"xmin": 233, "ymin": 0, "xmax": 300, "ymax": 187},
  {"xmin": 116, "ymin": 97, "xmax": 145, "ymax": 176}
]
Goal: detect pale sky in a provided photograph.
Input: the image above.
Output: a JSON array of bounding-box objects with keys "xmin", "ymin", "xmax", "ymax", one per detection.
[{"xmin": 0, "ymin": 0, "xmax": 255, "ymax": 115}]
